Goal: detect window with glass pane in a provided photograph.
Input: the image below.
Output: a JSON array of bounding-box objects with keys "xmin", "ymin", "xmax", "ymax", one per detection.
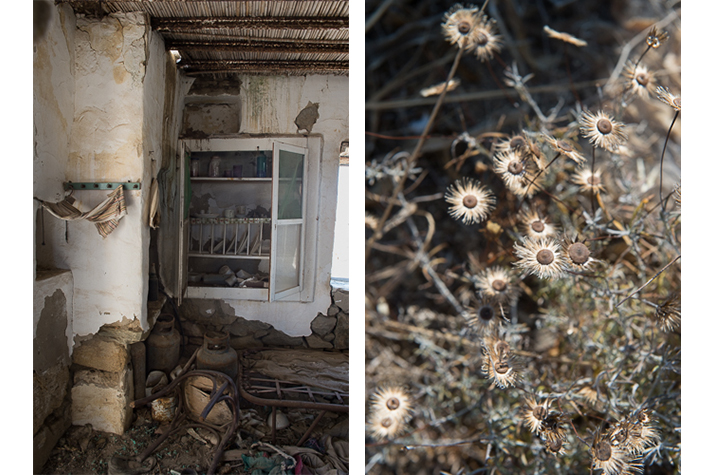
[{"xmin": 277, "ymin": 150, "xmax": 304, "ymax": 220}]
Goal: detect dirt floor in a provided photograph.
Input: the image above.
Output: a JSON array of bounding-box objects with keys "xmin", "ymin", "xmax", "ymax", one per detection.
[{"xmin": 43, "ymin": 406, "xmax": 348, "ymax": 474}]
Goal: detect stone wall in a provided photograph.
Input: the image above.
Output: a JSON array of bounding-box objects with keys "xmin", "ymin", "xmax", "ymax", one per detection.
[
  {"xmin": 178, "ymin": 287, "xmax": 349, "ymax": 356},
  {"xmin": 33, "ymin": 270, "xmax": 74, "ymax": 473}
]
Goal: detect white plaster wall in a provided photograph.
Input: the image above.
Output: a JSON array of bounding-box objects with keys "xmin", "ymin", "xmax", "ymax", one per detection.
[
  {"xmin": 222, "ymin": 76, "xmax": 349, "ymax": 336},
  {"xmin": 240, "ymin": 76, "xmax": 349, "ymax": 163},
  {"xmin": 35, "ymin": 11, "xmax": 172, "ymax": 338}
]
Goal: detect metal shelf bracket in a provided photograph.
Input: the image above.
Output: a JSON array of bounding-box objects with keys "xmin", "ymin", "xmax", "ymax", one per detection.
[{"xmin": 64, "ymin": 181, "xmax": 141, "ymax": 191}]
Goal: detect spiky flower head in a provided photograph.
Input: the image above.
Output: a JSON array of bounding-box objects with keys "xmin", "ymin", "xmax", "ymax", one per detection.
[
  {"xmin": 471, "ymin": 18, "xmax": 502, "ymax": 61},
  {"xmin": 591, "ymin": 431, "xmax": 644, "ymax": 475},
  {"xmin": 656, "ymin": 86, "xmax": 681, "ymax": 112},
  {"xmin": 481, "ymin": 336, "xmax": 517, "ymax": 389},
  {"xmin": 442, "ymin": 4, "xmax": 481, "ymax": 52},
  {"xmin": 542, "ymin": 133, "xmax": 586, "ymax": 165},
  {"xmin": 646, "ymin": 25, "xmax": 669, "ymax": 49},
  {"xmin": 572, "ymin": 167, "xmax": 606, "ymax": 194},
  {"xmin": 442, "ymin": 4, "xmax": 502, "ymax": 61},
  {"xmin": 579, "ymin": 110, "xmax": 628, "ymax": 152},
  {"xmin": 522, "ymin": 396, "xmax": 552, "ymax": 435},
  {"xmin": 445, "ymin": 177, "xmax": 496, "ymax": 224},
  {"xmin": 367, "ymin": 412, "xmax": 405, "ymax": 440},
  {"xmin": 654, "ymin": 293, "xmax": 680, "ymax": 332},
  {"xmin": 370, "ymin": 386, "xmax": 414, "ymax": 424},
  {"xmin": 519, "ymin": 207, "xmax": 557, "ymax": 241},
  {"xmin": 465, "ymin": 296, "xmax": 504, "ymax": 336},
  {"xmin": 513, "ymin": 237, "xmax": 567, "ymax": 280},
  {"xmin": 493, "ymin": 150, "xmax": 538, "ymax": 197},
  {"xmin": 623, "ymin": 61, "xmax": 656, "ymax": 98},
  {"xmin": 562, "ymin": 235, "xmax": 597, "ymax": 271},
  {"xmin": 471, "ymin": 265, "xmax": 520, "ymax": 306}
]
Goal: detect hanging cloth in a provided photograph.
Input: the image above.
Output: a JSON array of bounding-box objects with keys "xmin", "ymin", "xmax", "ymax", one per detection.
[{"xmin": 38, "ymin": 185, "xmax": 127, "ymax": 238}]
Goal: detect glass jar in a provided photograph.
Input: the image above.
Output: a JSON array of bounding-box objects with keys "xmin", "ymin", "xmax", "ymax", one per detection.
[
  {"xmin": 208, "ymin": 155, "xmax": 221, "ymax": 177},
  {"xmin": 190, "ymin": 157, "xmax": 200, "ymax": 177}
]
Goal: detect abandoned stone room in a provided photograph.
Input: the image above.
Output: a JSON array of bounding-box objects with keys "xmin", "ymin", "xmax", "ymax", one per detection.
[{"xmin": 33, "ymin": 1, "xmax": 349, "ymax": 473}]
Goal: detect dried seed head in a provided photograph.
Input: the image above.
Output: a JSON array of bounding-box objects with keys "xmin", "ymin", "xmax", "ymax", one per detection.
[
  {"xmin": 580, "ymin": 110, "xmax": 627, "ymax": 151},
  {"xmin": 646, "ymin": 25, "xmax": 669, "ymax": 49},
  {"xmin": 445, "ymin": 178, "xmax": 496, "ymax": 224},
  {"xmin": 595, "ymin": 441, "xmax": 612, "ymax": 462},
  {"xmin": 542, "ymin": 133, "xmax": 586, "ymax": 165},
  {"xmin": 568, "ymin": 242, "xmax": 590, "ymax": 265},
  {"xmin": 465, "ymin": 296, "xmax": 503, "ymax": 335},
  {"xmin": 572, "ymin": 168, "xmax": 606, "ymax": 194},
  {"xmin": 442, "ymin": 5, "xmax": 481, "ymax": 52},
  {"xmin": 519, "ymin": 208, "xmax": 557, "ymax": 240},
  {"xmin": 536, "ymin": 249, "xmax": 554, "ymax": 265},
  {"xmin": 596, "ymin": 118, "xmax": 612, "ymax": 135},
  {"xmin": 654, "ymin": 293, "xmax": 680, "ymax": 332},
  {"xmin": 513, "ymin": 237, "xmax": 567, "ymax": 280},
  {"xmin": 463, "ymin": 194, "xmax": 478, "ymax": 208},
  {"xmin": 471, "ymin": 266, "xmax": 520, "ymax": 306},
  {"xmin": 370, "ymin": 386, "xmax": 414, "ymax": 425},
  {"xmin": 491, "ymin": 279, "xmax": 507, "ymax": 292},
  {"xmin": 657, "ymin": 86, "xmax": 681, "ymax": 112}
]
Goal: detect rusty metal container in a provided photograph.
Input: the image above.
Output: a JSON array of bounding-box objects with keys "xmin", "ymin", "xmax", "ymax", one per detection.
[
  {"xmin": 195, "ymin": 331, "xmax": 238, "ymax": 381},
  {"xmin": 146, "ymin": 313, "xmax": 181, "ymax": 374}
]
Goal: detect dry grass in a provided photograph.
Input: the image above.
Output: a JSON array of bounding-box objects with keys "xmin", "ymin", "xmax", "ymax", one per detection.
[{"xmin": 365, "ymin": 1, "xmax": 680, "ymax": 474}]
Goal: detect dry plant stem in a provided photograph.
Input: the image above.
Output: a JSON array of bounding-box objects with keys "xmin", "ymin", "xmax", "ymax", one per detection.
[
  {"xmin": 615, "ymin": 254, "xmax": 680, "ymax": 310},
  {"xmin": 486, "ymin": 59, "xmax": 516, "ymax": 106},
  {"xmin": 605, "ymin": 9, "xmax": 679, "ymax": 88},
  {"xmin": 517, "ymin": 152, "xmax": 561, "ymax": 211},
  {"xmin": 365, "ymin": 46, "xmax": 465, "ymax": 261},
  {"xmin": 591, "ymin": 146, "xmax": 597, "ymax": 219},
  {"xmin": 659, "ymin": 110, "xmax": 679, "ymax": 211}
]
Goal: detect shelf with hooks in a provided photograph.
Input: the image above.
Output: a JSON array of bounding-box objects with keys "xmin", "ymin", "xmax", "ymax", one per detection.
[{"xmin": 64, "ymin": 181, "xmax": 141, "ymax": 191}]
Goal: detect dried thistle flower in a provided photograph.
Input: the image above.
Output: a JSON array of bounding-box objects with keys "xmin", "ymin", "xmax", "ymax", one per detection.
[
  {"xmin": 579, "ymin": 110, "xmax": 628, "ymax": 152},
  {"xmin": 542, "ymin": 133, "xmax": 586, "ymax": 165},
  {"xmin": 654, "ymin": 293, "xmax": 680, "ymax": 332},
  {"xmin": 465, "ymin": 296, "xmax": 503, "ymax": 336},
  {"xmin": 572, "ymin": 167, "xmax": 606, "ymax": 194},
  {"xmin": 646, "ymin": 25, "xmax": 669, "ymax": 49},
  {"xmin": 481, "ymin": 336, "xmax": 517, "ymax": 389},
  {"xmin": 471, "ymin": 18, "xmax": 502, "ymax": 62},
  {"xmin": 562, "ymin": 235, "xmax": 597, "ymax": 272},
  {"xmin": 445, "ymin": 177, "xmax": 496, "ymax": 224},
  {"xmin": 656, "ymin": 86, "xmax": 681, "ymax": 112},
  {"xmin": 493, "ymin": 150, "xmax": 537, "ymax": 196},
  {"xmin": 610, "ymin": 409, "xmax": 660, "ymax": 456},
  {"xmin": 543, "ymin": 25, "xmax": 587, "ymax": 47},
  {"xmin": 513, "ymin": 237, "xmax": 567, "ymax": 280},
  {"xmin": 519, "ymin": 207, "xmax": 557, "ymax": 241},
  {"xmin": 370, "ymin": 386, "xmax": 414, "ymax": 424},
  {"xmin": 495, "ymin": 134, "xmax": 528, "ymax": 154},
  {"xmin": 471, "ymin": 265, "xmax": 520, "ymax": 306},
  {"xmin": 623, "ymin": 61, "xmax": 656, "ymax": 98},
  {"xmin": 522, "ymin": 396, "xmax": 552, "ymax": 435},
  {"xmin": 442, "ymin": 4, "xmax": 481, "ymax": 52},
  {"xmin": 420, "ymin": 78, "xmax": 461, "ymax": 97},
  {"xmin": 539, "ymin": 412, "xmax": 568, "ymax": 454},
  {"xmin": 367, "ymin": 412, "xmax": 405, "ymax": 440},
  {"xmin": 591, "ymin": 432, "xmax": 644, "ymax": 475}
]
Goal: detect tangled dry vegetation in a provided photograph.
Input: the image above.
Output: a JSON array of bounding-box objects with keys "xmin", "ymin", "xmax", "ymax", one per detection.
[{"xmin": 365, "ymin": 1, "xmax": 680, "ymax": 474}]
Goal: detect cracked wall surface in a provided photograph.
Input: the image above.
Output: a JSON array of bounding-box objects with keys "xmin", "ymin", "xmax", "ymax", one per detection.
[{"xmin": 34, "ymin": 6, "xmax": 182, "ymax": 340}]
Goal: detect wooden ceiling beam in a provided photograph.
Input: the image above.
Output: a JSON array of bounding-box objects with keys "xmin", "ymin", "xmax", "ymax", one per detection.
[
  {"xmin": 181, "ymin": 59, "xmax": 348, "ymax": 74},
  {"xmin": 167, "ymin": 39, "xmax": 348, "ymax": 55},
  {"xmin": 152, "ymin": 17, "xmax": 348, "ymax": 32}
]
